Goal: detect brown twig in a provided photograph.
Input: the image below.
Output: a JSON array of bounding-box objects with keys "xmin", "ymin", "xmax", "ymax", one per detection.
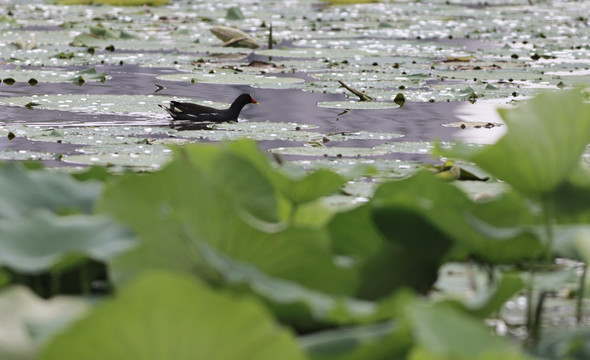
[{"xmin": 337, "ymin": 80, "xmax": 374, "ymax": 102}]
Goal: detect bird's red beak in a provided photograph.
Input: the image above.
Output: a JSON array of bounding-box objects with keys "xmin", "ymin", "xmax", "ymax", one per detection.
[{"xmin": 250, "ymin": 95, "xmax": 259, "ymax": 105}]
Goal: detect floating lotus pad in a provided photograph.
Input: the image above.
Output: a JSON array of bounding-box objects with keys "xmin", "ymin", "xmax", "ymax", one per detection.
[
  {"xmin": 101, "ymin": 51, "xmax": 245, "ymax": 68},
  {"xmin": 433, "ymin": 68, "xmax": 560, "ymax": 84},
  {"xmin": 0, "ymin": 94, "xmax": 215, "ymax": 117},
  {"xmin": 316, "ymin": 101, "xmax": 400, "ymax": 110},
  {"xmin": 0, "ymin": 46, "xmax": 97, "ymax": 67},
  {"xmin": 166, "ymin": 122, "xmax": 323, "ymax": 142},
  {"xmin": 157, "ymin": 72, "xmax": 304, "ymax": 88},
  {"xmin": 255, "ymin": 48, "xmax": 383, "ymax": 59},
  {"xmin": 0, "ymin": 150, "xmax": 55, "ymax": 161},
  {"xmin": 269, "ymin": 145, "xmax": 390, "ymax": 158},
  {"xmin": 270, "ymin": 141, "xmax": 469, "ymax": 158},
  {"xmin": 163, "ymin": 123, "xmax": 405, "ymax": 144},
  {"xmin": 212, "ymin": 122, "xmax": 318, "ymax": 131},
  {"xmin": 25, "ymin": 126, "xmax": 172, "ymax": 146},
  {"xmin": 1, "ymin": 30, "xmax": 74, "ymax": 46},
  {"xmin": 63, "ymin": 144, "xmax": 173, "ymax": 170},
  {"xmin": 309, "ymin": 70, "xmax": 426, "ymax": 83},
  {"xmin": 291, "ymin": 38, "xmax": 462, "ymax": 58},
  {"xmin": 0, "ymin": 121, "xmax": 411, "ymax": 168},
  {"xmin": 71, "ymin": 33, "xmax": 191, "ymax": 52},
  {"xmin": 0, "ymin": 68, "xmax": 108, "ymax": 84},
  {"xmin": 0, "ymin": 126, "xmax": 40, "ymax": 140},
  {"xmin": 290, "ymin": 158, "xmax": 420, "ymax": 176},
  {"xmin": 320, "ymin": 131, "xmax": 403, "ymax": 141},
  {"xmin": 374, "ymin": 141, "xmax": 473, "ymax": 154}
]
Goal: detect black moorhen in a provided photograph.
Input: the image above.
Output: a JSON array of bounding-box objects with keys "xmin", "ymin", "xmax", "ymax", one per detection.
[{"xmin": 159, "ymin": 93, "xmax": 258, "ymax": 122}]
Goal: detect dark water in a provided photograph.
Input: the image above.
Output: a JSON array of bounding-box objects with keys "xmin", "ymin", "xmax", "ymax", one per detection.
[{"xmin": 0, "ymin": 62, "xmax": 475, "ymax": 164}]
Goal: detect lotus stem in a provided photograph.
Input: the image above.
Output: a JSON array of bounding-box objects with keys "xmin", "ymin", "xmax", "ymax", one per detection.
[
  {"xmin": 525, "ymin": 260, "xmax": 535, "ymax": 333},
  {"xmin": 542, "ymin": 196, "xmax": 556, "ymax": 268},
  {"xmin": 80, "ymin": 263, "xmax": 90, "ymax": 295},
  {"xmin": 50, "ymin": 271, "xmax": 61, "ymax": 297},
  {"xmin": 530, "ymin": 291, "xmax": 548, "ymax": 345},
  {"xmin": 577, "ymin": 263, "xmax": 587, "ymax": 324},
  {"xmin": 268, "ymin": 23, "xmax": 273, "ymax": 49}
]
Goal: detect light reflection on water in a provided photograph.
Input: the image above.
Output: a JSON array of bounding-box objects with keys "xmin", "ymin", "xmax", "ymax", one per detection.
[{"xmin": 452, "ymin": 98, "xmax": 509, "ymax": 145}]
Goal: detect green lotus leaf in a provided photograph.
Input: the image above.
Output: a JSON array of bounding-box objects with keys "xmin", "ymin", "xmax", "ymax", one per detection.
[
  {"xmin": 42, "ymin": 271, "xmax": 306, "ymax": 360},
  {"xmin": 0, "ymin": 162, "xmax": 100, "ymax": 218},
  {"xmin": 438, "ymin": 89, "xmax": 590, "ymax": 197},
  {"xmin": 100, "ymin": 141, "xmax": 358, "ymax": 297},
  {"xmin": 157, "ymin": 72, "xmax": 304, "ymax": 88},
  {"xmin": 0, "ymin": 94, "xmax": 189, "ymax": 116},
  {"xmin": 63, "ymin": 144, "xmax": 173, "ymax": 170},
  {"xmin": 0, "ymin": 209, "xmax": 136, "ymax": 274}
]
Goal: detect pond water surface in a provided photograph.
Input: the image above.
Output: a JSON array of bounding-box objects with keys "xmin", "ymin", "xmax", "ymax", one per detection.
[{"xmin": 1, "ymin": 0, "xmax": 585, "ymax": 170}]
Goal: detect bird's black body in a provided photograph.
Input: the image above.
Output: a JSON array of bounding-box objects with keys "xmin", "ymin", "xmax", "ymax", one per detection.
[{"xmin": 159, "ymin": 93, "xmax": 258, "ymax": 122}]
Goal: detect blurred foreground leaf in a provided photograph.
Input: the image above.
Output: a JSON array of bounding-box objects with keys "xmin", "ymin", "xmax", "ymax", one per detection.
[
  {"xmin": 100, "ymin": 141, "xmax": 357, "ymax": 298},
  {"xmin": 300, "ymin": 321, "xmax": 412, "ymax": 360},
  {"xmin": 438, "ymin": 89, "xmax": 590, "ymax": 198},
  {"xmin": 0, "ymin": 210, "xmax": 136, "ymax": 274},
  {"xmin": 196, "ymin": 243, "xmax": 374, "ymax": 329},
  {"xmin": 407, "ymin": 302, "xmax": 529, "ymax": 360},
  {"xmin": 0, "ymin": 163, "xmax": 100, "ymax": 218},
  {"xmin": 42, "ymin": 271, "xmax": 306, "ymax": 360},
  {"xmin": 330, "ymin": 171, "xmax": 541, "ymax": 301},
  {"xmin": 532, "ymin": 328, "xmax": 590, "ymax": 359}
]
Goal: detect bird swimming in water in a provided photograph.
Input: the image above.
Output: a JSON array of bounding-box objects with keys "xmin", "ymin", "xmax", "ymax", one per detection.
[{"xmin": 159, "ymin": 93, "xmax": 258, "ymax": 122}]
